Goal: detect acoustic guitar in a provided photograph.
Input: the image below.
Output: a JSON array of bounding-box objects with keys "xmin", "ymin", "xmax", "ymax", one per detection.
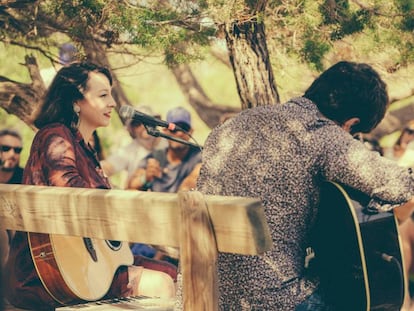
[
  {"xmin": 309, "ymin": 182, "xmax": 406, "ymax": 311},
  {"xmin": 28, "ymin": 233, "xmax": 133, "ymax": 305}
]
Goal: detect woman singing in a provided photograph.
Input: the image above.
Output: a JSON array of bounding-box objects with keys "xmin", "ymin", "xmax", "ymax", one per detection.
[{"xmin": 5, "ymin": 62, "xmax": 176, "ymax": 310}]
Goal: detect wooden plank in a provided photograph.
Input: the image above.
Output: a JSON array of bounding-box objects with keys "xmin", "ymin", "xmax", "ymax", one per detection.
[
  {"xmin": 0, "ymin": 184, "xmax": 272, "ymax": 255},
  {"xmin": 179, "ymin": 191, "xmax": 218, "ymax": 311}
]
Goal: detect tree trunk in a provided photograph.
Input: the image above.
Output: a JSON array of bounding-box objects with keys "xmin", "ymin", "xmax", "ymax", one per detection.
[
  {"xmin": 0, "ymin": 55, "xmax": 45, "ymax": 129},
  {"xmin": 223, "ymin": 19, "xmax": 280, "ymax": 109}
]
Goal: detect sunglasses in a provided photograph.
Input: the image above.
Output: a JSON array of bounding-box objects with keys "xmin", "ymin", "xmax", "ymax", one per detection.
[
  {"xmin": 405, "ymin": 128, "xmax": 414, "ymax": 135},
  {"xmin": 0, "ymin": 145, "xmax": 23, "ymax": 154}
]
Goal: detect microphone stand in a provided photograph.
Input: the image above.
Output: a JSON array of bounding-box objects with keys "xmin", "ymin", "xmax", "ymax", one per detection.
[{"xmin": 145, "ymin": 126, "xmax": 203, "ymax": 150}]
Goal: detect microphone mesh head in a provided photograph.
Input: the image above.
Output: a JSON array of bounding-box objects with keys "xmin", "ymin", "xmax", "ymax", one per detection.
[{"xmin": 119, "ymin": 105, "xmax": 134, "ymax": 119}]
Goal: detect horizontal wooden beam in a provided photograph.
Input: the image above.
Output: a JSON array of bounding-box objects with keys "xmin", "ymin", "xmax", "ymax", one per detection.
[{"xmin": 0, "ymin": 184, "xmax": 272, "ymax": 255}]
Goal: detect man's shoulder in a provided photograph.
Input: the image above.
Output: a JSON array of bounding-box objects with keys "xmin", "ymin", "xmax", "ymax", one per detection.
[
  {"xmin": 188, "ymin": 146, "xmax": 202, "ymax": 158},
  {"xmin": 182, "ymin": 147, "xmax": 202, "ymax": 166},
  {"xmin": 151, "ymin": 148, "xmax": 169, "ymax": 167}
]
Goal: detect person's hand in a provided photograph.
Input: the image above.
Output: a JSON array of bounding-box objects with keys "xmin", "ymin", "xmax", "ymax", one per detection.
[
  {"xmin": 145, "ymin": 158, "xmax": 162, "ymax": 181},
  {"xmin": 126, "ymin": 265, "xmax": 144, "ymax": 296}
]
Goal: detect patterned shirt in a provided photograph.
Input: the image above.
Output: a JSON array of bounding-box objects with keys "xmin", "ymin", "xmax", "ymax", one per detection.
[
  {"xmin": 23, "ymin": 123, "xmax": 110, "ymax": 188},
  {"xmin": 196, "ymin": 97, "xmax": 414, "ymax": 310}
]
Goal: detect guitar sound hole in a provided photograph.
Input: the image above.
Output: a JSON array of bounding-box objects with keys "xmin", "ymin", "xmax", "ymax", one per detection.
[{"xmin": 106, "ymin": 240, "xmax": 122, "ymax": 251}]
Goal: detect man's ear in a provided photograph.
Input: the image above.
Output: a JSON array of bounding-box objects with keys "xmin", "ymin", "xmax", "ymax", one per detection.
[{"xmin": 342, "ymin": 117, "xmax": 360, "ymax": 134}]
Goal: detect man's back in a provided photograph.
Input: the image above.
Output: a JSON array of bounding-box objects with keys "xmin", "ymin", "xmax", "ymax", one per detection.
[{"xmin": 197, "ymin": 97, "xmax": 414, "ymax": 310}]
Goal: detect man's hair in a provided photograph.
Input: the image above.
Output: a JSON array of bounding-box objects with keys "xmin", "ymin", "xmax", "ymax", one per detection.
[
  {"xmin": 304, "ymin": 61, "xmax": 388, "ymax": 133},
  {"xmin": 0, "ymin": 129, "xmax": 22, "ymax": 142}
]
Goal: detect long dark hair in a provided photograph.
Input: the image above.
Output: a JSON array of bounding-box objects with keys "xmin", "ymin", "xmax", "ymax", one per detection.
[
  {"xmin": 34, "ymin": 62, "xmax": 112, "ymax": 129},
  {"xmin": 304, "ymin": 61, "xmax": 388, "ymax": 133}
]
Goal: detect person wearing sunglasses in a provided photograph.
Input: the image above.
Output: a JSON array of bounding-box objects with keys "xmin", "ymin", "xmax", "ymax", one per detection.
[
  {"xmin": 0, "ymin": 129, "xmax": 23, "ymax": 185},
  {"xmin": 0, "ymin": 128, "xmax": 24, "ymax": 307},
  {"xmin": 127, "ymin": 106, "xmax": 201, "ymax": 193}
]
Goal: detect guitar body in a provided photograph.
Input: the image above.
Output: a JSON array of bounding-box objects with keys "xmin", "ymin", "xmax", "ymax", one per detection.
[
  {"xmin": 28, "ymin": 233, "xmax": 134, "ymax": 305},
  {"xmin": 310, "ymin": 182, "xmax": 406, "ymax": 311}
]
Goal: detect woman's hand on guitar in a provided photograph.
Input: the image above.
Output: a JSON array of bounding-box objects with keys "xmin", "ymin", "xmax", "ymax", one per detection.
[
  {"xmin": 127, "ymin": 265, "xmax": 176, "ymax": 299},
  {"xmin": 126, "ymin": 266, "xmax": 144, "ymax": 296}
]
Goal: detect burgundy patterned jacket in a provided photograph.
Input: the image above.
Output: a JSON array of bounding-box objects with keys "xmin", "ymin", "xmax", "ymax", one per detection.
[{"xmin": 5, "ymin": 124, "xmax": 177, "ymax": 310}]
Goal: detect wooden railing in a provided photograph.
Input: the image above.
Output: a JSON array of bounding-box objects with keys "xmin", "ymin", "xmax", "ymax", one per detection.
[{"xmin": 0, "ymin": 184, "xmax": 272, "ymax": 310}]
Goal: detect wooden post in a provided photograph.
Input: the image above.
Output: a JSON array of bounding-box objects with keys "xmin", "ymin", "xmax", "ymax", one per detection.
[{"xmin": 179, "ymin": 191, "xmax": 218, "ymax": 311}]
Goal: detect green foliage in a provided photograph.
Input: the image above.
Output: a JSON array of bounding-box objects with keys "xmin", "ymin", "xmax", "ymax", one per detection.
[
  {"xmin": 38, "ymin": 0, "xmax": 215, "ymax": 66},
  {"xmin": 398, "ymin": 0, "xmax": 414, "ymax": 30},
  {"xmin": 301, "ymin": 37, "xmax": 330, "ymax": 71},
  {"xmin": 398, "ymin": 0, "xmax": 414, "ymax": 11},
  {"xmin": 331, "ymin": 9, "xmax": 371, "ymax": 40},
  {"xmin": 320, "ymin": 1, "xmax": 372, "ymax": 40},
  {"xmin": 43, "ymin": 1, "xmax": 105, "ymax": 27},
  {"xmin": 4, "ymin": 0, "xmax": 412, "ymax": 73},
  {"xmin": 263, "ymin": 0, "xmax": 414, "ymax": 71},
  {"xmin": 400, "ymin": 40, "xmax": 414, "ymax": 65},
  {"xmin": 320, "ymin": 0, "xmax": 350, "ymax": 25}
]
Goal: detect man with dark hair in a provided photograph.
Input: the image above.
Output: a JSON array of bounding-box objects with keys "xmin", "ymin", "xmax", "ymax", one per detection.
[
  {"xmin": 196, "ymin": 61, "xmax": 414, "ymax": 310},
  {"xmin": 0, "ymin": 129, "xmax": 23, "ymax": 185}
]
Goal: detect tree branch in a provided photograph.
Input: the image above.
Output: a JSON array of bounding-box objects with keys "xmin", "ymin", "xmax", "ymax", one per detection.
[{"xmin": 171, "ymin": 63, "xmax": 240, "ymax": 127}]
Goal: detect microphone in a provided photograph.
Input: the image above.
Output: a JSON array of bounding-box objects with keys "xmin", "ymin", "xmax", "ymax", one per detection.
[{"xmin": 119, "ymin": 105, "xmax": 177, "ymax": 131}]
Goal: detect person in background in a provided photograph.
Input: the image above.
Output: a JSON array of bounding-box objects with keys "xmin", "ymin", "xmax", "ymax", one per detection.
[
  {"xmin": 0, "ymin": 129, "xmax": 24, "ymax": 185},
  {"xmin": 100, "ymin": 105, "xmax": 166, "ymax": 186},
  {"xmin": 0, "ymin": 129, "xmax": 24, "ymax": 267},
  {"xmin": 127, "ymin": 106, "xmax": 201, "ymax": 193},
  {"xmin": 41, "ymin": 42, "xmax": 79, "ymax": 87},
  {"xmin": 4, "ymin": 62, "xmax": 176, "ymax": 311},
  {"xmin": 194, "ymin": 61, "xmax": 414, "ymax": 310},
  {"xmin": 58, "ymin": 42, "xmax": 78, "ymax": 66},
  {"xmin": 127, "ymin": 106, "xmax": 202, "ymax": 265},
  {"xmin": 0, "ymin": 129, "xmax": 24, "ymax": 311}
]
